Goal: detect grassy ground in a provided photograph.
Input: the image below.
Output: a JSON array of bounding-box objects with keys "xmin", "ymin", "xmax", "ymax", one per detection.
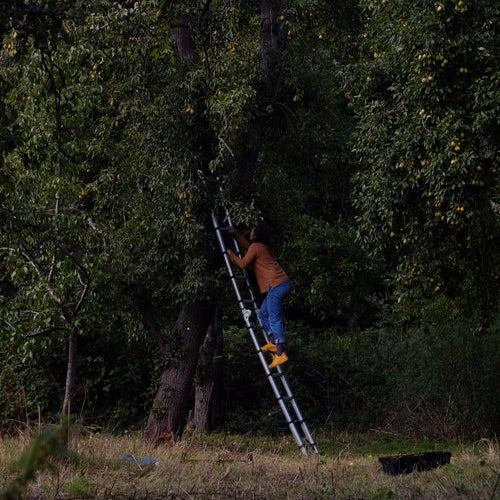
[{"xmin": 0, "ymin": 427, "xmax": 498, "ymax": 500}]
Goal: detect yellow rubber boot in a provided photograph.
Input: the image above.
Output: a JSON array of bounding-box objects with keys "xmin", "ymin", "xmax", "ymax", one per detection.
[
  {"xmin": 261, "ymin": 341, "xmax": 277, "ymax": 353},
  {"xmin": 268, "ymin": 353, "xmax": 288, "ymax": 369}
]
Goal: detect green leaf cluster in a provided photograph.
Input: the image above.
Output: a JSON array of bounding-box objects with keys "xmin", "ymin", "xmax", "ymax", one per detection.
[
  {"xmin": 0, "ymin": 0, "xmax": 498, "ymax": 436},
  {"xmin": 348, "ymin": 0, "xmax": 499, "ymax": 309}
]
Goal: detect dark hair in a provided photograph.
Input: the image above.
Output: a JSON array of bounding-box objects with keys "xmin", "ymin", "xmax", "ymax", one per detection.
[{"xmin": 252, "ymin": 224, "xmax": 271, "ymax": 246}]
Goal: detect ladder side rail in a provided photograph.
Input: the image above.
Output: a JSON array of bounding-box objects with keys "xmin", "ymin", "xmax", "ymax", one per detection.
[
  {"xmin": 216, "ymin": 214, "xmax": 307, "ymax": 453},
  {"xmin": 214, "ymin": 227, "xmax": 307, "ymax": 455},
  {"xmin": 217, "ymin": 213, "xmax": 318, "ymax": 454},
  {"xmin": 210, "ymin": 175, "xmax": 263, "ymax": 333},
  {"xmin": 211, "ymin": 211, "xmax": 269, "ymax": 347},
  {"xmin": 222, "ymin": 208, "xmax": 259, "ymax": 302},
  {"xmin": 208, "ymin": 190, "xmax": 318, "ymax": 456},
  {"xmin": 211, "ymin": 211, "xmax": 250, "ymax": 307},
  {"xmin": 275, "ymin": 369, "xmax": 320, "ymax": 454},
  {"xmin": 222, "ymin": 207, "xmax": 267, "ymax": 336},
  {"xmin": 211, "ymin": 211, "xmax": 265, "ymax": 333},
  {"xmin": 243, "ymin": 321, "xmax": 307, "ymax": 455}
]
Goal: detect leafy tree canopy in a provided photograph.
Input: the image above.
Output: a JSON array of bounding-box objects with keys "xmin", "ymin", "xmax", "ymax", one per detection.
[{"xmin": 347, "ymin": 0, "xmax": 499, "ymax": 312}]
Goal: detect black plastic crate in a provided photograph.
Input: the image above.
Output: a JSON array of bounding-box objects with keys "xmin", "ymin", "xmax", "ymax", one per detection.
[{"xmin": 379, "ymin": 451, "xmax": 452, "ymax": 475}]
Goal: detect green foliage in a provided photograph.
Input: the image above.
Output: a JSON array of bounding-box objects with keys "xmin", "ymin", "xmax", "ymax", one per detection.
[
  {"xmin": 0, "ymin": 0, "xmax": 497, "ymax": 440},
  {"xmin": 348, "ymin": 0, "xmax": 499, "ymax": 309},
  {"xmin": 0, "ymin": 421, "xmax": 68, "ymax": 500},
  {"xmin": 285, "ymin": 214, "xmax": 380, "ymax": 325},
  {"xmin": 224, "ymin": 297, "xmax": 499, "ymax": 436},
  {"xmin": 371, "ymin": 488, "xmax": 396, "ymax": 500},
  {"xmin": 65, "ymin": 476, "xmax": 92, "ymax": 498},
  {"xmin": 1, "ymin": 1, "xmax": 220, "ymax": 418},
  {"xmin": 221, "ymin": 324, "xmax": 272, "ymax": 432},
  {"xmin": 0, "ymin": 350, "xmax": 61, "ymax": 429},
  {"xmin": 303, "ymin": 297, "xmax": 499, "ymax": 435}
]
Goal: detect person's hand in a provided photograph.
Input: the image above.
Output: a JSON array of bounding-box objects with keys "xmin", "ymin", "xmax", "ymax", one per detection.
[{"xmin": 227, "ymin": 226, "xmax": 237, "ymax": 236}]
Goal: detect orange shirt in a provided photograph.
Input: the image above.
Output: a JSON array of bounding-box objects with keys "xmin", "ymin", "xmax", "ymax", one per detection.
[{"xmin": 228, "ymin": 238, "xmax": 289, "ymax": 293}]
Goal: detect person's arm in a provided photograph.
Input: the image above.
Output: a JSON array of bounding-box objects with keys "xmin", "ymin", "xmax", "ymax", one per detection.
[
  {"xmin": 227, "ymin": 244, "xmax": 257, "ymax": 269},
  {"xmin": 227, "ymin": 226, "xmax": 250, "ymax": 249}
]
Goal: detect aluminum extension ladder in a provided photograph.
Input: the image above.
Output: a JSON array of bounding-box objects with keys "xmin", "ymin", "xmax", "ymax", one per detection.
[{"xmin": 201, "ymin": 173, "xmax": 320, "ymax": 456}]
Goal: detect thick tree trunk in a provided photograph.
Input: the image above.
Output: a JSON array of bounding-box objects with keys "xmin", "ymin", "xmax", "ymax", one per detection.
[
  {"xmin": 142, "ymin": 2, "xmax": 286, "ymax": 443},
  {"xmin": 231, "ymin": 0, "xmax": 286, "ymax": 189},
  {"xmin": 140, "ymin": 11, "xmax": 223, "ymax": 445},
  {"xmin": 175, "ymin": 14, "xmax": 196, "ymax": 61},
  {"xmin": 259, "ymin": 0, "xmax": 287, "ymax": 87},
  {"xmin": 193, "ymin": 305, "xmax": 224, "ymax": 431},
  {"xmin": 144, "ymin": 301, "xmax": 213, "ymax": 444}
]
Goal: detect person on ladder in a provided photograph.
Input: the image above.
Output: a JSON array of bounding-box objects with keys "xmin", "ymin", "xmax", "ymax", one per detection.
[{"xmin": 227, "ymin": 224, "xmax": 292, "ymax": 369}]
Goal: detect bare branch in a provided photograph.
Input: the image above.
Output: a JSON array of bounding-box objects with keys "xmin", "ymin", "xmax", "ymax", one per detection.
[
  {"xmin": 1, "ymin": 318, "xmax": 16, "ymax": 331},
  {"xmin": 72, "ymin": 271, "xmax": 89, "ymax": 318},
  {"xmin": 25, "ymin": 326, "xmax": 69, "ymax": 338},
  {"xmin": 86, "ymin": 217, "xmax": 101, "ymax": 233},
  {"xmin": 20, "ymin": 250, "xmax": 62, "ymax": 306}
]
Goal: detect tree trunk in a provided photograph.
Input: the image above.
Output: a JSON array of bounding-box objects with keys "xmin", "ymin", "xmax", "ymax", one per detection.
[
  {"xmin": 142, "ymin": 2, "xmax": 286, "ymax": 443},
  {"xmin": 193, "ymin": 305, "xmax": 224, "ymax": 431},
  {"xmin": 174, "ymin": 14, "xmax": 196, "ymax": 61},
  {"xmin": 140, "ymin": 10, "xmax": 223, "ymax": 445},
  {"xmin": 134, "ymin": 287, "xmax": 169, "ymax": 356},
  {"xmin": 231, "ymin": 0, "xmax": 286, "ymax": 189},
  {"xmin": 144, "ymin": 301, "xmax": 213, "ymax": 445},
  {"xmin": 62, "ymin": 329, "xmax": 77, "ymax": 416},
  {"xmin": 260, "ymin": 0, "xmax": 287, "ymax": 88}
]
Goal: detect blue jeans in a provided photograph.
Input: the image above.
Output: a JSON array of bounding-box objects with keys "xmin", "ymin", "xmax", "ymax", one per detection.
[{"xmin": 259, "ymin": 280, "xmax": 292, "ymax": 344}]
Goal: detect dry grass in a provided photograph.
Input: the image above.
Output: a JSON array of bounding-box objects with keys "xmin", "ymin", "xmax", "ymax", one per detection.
[{"xmin": 0, "ymin": 428, "xmax": 498, "ymax": 500}]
